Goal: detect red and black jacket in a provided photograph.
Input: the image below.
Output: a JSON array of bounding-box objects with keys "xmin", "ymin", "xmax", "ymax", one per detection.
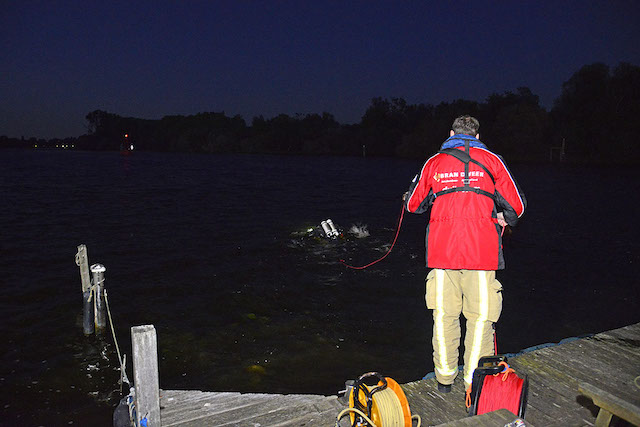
[{"xmin": 405, "ymin": 135, "xmax": 526, "ymax": 270}]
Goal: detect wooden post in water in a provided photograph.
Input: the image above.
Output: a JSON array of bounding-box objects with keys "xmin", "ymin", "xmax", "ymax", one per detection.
[
  {"xmin": 76, "ymin": 245, "xmax": 94, "ymax": 335},
  {"xmin": 132, "ymin": 325, "xmax": 161, "ymax": 427},
  {"xmin": 90, "ymin": 263, "xmax": 107, "ymax": 333},
  {"xmin": 550, "ymin": 138, "xmax": 566, "ymax": 162}
]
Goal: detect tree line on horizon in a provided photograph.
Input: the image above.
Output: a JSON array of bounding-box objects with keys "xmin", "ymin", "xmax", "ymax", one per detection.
[{"xmin": 2, "ymin": 62, "xmax": 639, "ymax": 164}]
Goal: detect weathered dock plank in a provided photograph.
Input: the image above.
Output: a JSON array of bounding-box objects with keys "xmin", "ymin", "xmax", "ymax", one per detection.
[
  {"xmin": 160, "ymin": 390, "xmax": 344, "ymax": 426},
  {"xmin": 401, "ymin": 378, "xmax": 468, "ymax": 423},
  {"xmin": 159, "ymin": 322, "xmax": 640, "ymax": 426},
  {"xmin": 435, "ymin": 409, "xmax": 531, "ymax": 426},
  {"xmin": 507, "ymin": 352, "xmax": 600, "ymax": 426}
]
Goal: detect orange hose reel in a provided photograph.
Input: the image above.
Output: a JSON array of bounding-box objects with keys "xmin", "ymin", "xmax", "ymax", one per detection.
[{"xmin": 345, "ymin": 372, "xmax": 414, "ymax": 426}]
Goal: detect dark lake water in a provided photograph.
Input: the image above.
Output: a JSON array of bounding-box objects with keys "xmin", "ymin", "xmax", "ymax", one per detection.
[{"xmin": 1, "ymin": 150, "xmax": 638, "ymax": 426}]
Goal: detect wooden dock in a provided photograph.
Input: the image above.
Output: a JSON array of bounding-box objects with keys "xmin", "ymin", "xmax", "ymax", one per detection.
[{"xmin": 157, "ymin": 322, "xmax": 640, "ymax": 426}]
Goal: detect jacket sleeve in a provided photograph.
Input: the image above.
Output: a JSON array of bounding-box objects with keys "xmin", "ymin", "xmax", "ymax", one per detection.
[
  {"xmin": 405, "ymin": 158, "xmax": 436, "ymax": 214},
  {"xmin": 493, "ymin": 156, "xmax": 526, "ymax": 226}
]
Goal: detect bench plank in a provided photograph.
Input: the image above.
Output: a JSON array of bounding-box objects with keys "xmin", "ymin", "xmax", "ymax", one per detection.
[{"xmin": 578, "ymin": 382, "xmax": 640, "ymax": 426}]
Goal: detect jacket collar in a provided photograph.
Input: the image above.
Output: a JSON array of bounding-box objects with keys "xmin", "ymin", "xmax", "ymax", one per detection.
[{"xmin": 440, "ymin": 134, "xmax": 488, "ymax": 150}]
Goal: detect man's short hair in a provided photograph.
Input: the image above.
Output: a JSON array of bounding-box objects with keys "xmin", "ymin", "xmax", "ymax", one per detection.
[{"xmin": 452, "ymin": 115, "xmax": 480, "ymax": 136}]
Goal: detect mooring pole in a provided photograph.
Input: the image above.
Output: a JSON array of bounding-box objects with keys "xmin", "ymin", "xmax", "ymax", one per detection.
[
  {"xmin": 76, "ymin": 245, "xmax": 94, "ymax": 335},
  {"xmin": 76, "ymin": 245, "xmax": 91, "ymax": 292},
  {"xmin": 90, "ymin": 263, "xmax": 107, "ymax": 333},
  {"xmin": 132, "ymin": 325, "xmax": 161, "ymax": 427},
  {"xmin": 83, "ymin": 289, "xmax": 94, "ymax": 335}
]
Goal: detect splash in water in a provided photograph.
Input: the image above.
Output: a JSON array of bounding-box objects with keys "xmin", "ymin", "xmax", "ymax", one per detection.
[{"xmin": 348, "ymin": 224, "xmax": 370, "ymax": 238}]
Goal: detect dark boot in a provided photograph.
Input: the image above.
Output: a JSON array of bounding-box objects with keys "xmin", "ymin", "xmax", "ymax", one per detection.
[{"xmin": 437, "ymin": 381, "xmax": 452, "ymax": 393}]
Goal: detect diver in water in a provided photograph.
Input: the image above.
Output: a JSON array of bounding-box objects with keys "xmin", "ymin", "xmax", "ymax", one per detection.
[{"xmin": 301, "ymin": 219, "xmax": 370, "ymax": 241}]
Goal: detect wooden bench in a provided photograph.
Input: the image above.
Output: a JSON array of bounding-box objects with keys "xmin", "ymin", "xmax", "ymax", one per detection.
[{"xmin": 579, "ymin": 382, "xmax": 640, "ymax": 426}]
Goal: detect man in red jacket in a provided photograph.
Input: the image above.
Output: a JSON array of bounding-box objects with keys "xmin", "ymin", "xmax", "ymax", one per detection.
[{"xmin": 404, "ymin": 115, "xmax": 526, "ymax": 394}]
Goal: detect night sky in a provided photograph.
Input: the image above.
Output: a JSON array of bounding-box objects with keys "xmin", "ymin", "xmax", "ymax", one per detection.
[{"xmin": 2, "ymin": 1, "xmax": 639, "ymax": 139}]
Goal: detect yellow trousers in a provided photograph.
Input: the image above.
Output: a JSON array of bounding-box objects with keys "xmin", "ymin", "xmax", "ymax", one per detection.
[{"xmin": 425, "ymin": 269, "xmax": 503, "ymax": 387}]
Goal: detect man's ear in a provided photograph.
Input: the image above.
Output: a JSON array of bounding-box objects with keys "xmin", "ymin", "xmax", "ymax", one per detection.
[
  {"xmin": 450, "ymin": 130, "xmax": 455, "ymax": 137},
  {"xmin": 475, "ymin": 133, "xmax": 480, "ymax": 139}
]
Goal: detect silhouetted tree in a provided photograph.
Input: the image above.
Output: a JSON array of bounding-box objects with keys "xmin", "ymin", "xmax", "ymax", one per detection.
[
  {"xmin": 10, "ymin": 61, "xmax": 635, "ymax": 165},
  {"xmin": 552, "ymin": 63, "xmax": 613, "ymax": 162},
  {"xmin": 609, "ymin": 62, "xmax": 640, "ymax": 161},
  {"xmin": 360, "ymin": 97, "xmax": 414, "ymax": 156},
  {"xmin": 483, "ymin": 87, "xmax": 551, "ymax": 162}
]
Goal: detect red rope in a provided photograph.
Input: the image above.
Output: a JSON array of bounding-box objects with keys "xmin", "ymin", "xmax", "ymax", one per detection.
[
  {"xmin": 339, "ymin": 204, "xmax": 405, "ymax": 270},
  {"xmin": 476, "ymin": 368, "xmax": 524, "ymax": 416}
]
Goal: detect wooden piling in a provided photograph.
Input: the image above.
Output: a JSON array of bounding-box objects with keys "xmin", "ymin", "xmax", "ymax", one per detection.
[
  {"xmin": 82, "ymin": 290, "xmax": 94, "ymax": 335},
  {"xmin": 132, "ymin": 325, "xmax": 161, "ymax": 427},
  {"xmin": 550, "ymin": 138, "xmax": 566, "ymax": 162},
  {"xmin": 76, "ymin": 245, "xmax": 91, "ymax": 293},
  {"xmin": 90, "ymin": 263, "xmax": 107, "ymax": 333},
  {"xmin": 76, "ymin": 245, "xmax": 94, "ymax": 335}
]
